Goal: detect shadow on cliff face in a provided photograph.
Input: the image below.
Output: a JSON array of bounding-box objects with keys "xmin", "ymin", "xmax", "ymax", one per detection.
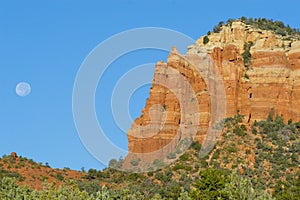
[
  {"xmin": 72, "ymin": 27, "xmax": 227, "ymax": 173},
  {"xmin": 123, "ymin": 47, "xmax": 227, "ymax": 172}
]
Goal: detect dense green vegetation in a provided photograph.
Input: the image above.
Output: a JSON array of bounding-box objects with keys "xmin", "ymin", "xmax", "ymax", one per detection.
[
  {"xmin": 212, "ymin": 17, "xmax": 300, "ymax": 38},
  {"xmin": 0, "ymin": 170, "xmax": 275, "ymax": 200},
  {"xmin": 209, "ymin": 113, "xmax": 300, "ymax": 199},
  {"xmin": 242, "ymin": 41, "xmax": 254, "ymax": 69},
  {"xmin": 0, "ymin": 168, "xmax": 23, "ymax": 182},
  {"xmin": 242, "ymin": 17, "xmax": 300, "ymax": 38},
  {"xmin": 203, "ymin": 35, "xmax": 209, "ymax": 44},
  {"xmin": 1, "ymin": 113, "xmax": 299, "ymax": 199}
]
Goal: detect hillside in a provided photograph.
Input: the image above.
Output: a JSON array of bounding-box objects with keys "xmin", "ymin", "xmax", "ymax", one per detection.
[
  {"xmin": 1, "ymin": 114, "xmax": 299, "ymax": 199},
  {"xmin": 84, "ymin": 114, "xmax": 300, "ymax": 199},
  {"xmin": 0, "ymin": 152, "xmax": 87, "ymax": 190}
]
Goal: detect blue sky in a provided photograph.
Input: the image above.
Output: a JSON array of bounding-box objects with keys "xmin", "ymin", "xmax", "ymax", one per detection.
[{"xmin": 0, "ymin": 0, "xmax": 299, "ymax": 170}]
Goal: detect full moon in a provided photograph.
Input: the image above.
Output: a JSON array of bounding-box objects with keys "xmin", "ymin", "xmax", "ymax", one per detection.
[{"xmin": 16, "ymin": 82, "xmax": 31, "ymax": 97}]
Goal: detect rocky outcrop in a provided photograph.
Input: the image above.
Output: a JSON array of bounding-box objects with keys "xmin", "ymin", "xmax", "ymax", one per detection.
[
  {"xmin": 125, "ymin": 21, "xmax": 300, "ymax": 167},
  {"xmin": 10, "ymin": 152, "xmax": 18, "ymax": 161}
]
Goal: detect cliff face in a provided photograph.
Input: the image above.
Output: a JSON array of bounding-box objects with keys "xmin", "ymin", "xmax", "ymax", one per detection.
[{"xmin": 125, "ymin": 21, "xmax": 300, "ymax": 166}]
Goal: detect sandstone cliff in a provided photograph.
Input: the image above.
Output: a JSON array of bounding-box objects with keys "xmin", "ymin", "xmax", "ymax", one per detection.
[{"xmin": 125, "ymin": 21, "xmax": 300, "ymax": 169}]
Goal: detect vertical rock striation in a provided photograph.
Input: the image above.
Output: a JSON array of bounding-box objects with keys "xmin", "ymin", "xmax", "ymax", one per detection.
[{"xmin": 125, "ymin": 21, "xmax": 300, "ymax": 165}]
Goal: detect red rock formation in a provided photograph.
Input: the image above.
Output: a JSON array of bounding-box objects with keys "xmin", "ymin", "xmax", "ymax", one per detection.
[
  {"xmin": 124, "ymin": 21, "xmax": 300, "ymax": 169},
  {"xmin": 11, "ymin": 152, "xmax": 18, "ymax": 158},
  {"xmin": 10, "ymin": 152, "xmax": 18, "ymax": 161}
]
